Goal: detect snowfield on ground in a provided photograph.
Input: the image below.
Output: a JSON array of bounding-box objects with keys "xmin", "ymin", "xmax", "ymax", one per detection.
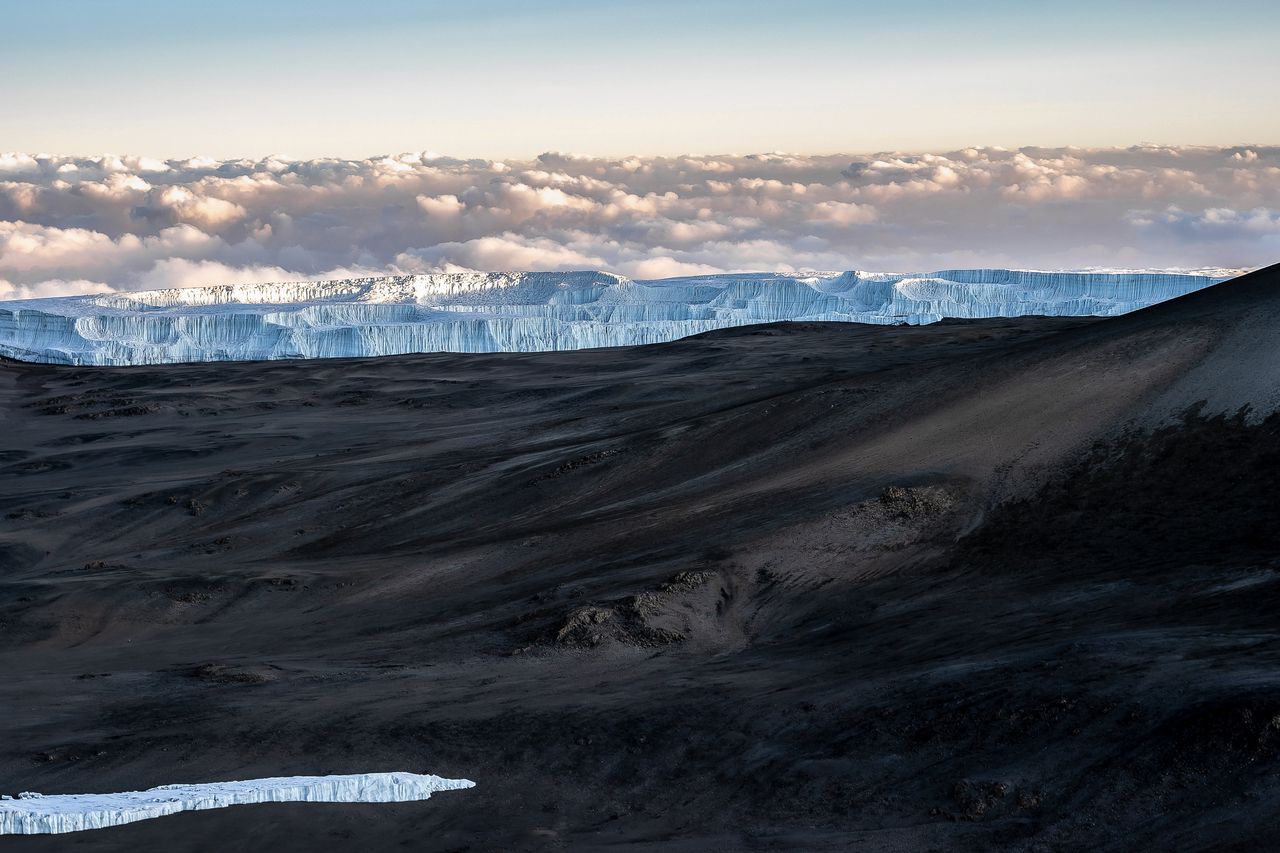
[
  {"xmin": 0, "ymin": 268, "xmax": 1241, "ymax": 365},
  {"xmin": 0, "ymin": 772, "xmax": 476, "ymax": 834}
]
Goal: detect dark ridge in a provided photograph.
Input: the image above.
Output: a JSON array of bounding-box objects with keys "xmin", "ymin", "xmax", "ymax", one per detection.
[{"xmin": 2, "ymin": 263, "xmax": 1280, "ymax": 850}]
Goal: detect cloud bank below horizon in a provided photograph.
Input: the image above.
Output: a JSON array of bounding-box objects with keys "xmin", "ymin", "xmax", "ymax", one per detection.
[{"xmin": 1, "ymin": 146, "xmax": 1276, "ymax": 299}]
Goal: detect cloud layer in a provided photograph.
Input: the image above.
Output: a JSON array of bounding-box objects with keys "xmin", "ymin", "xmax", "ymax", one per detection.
[{"xmin": 1, "ymin": 146, "xmax": 1276, "ymax": 299}]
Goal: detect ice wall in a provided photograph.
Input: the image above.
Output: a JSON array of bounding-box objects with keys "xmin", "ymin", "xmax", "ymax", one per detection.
[
  {"xmin": 0, "ymin": 268, "xmax": 1238, "ymax": 366},
  {"xmin": 0, "ymin": 772, "xmax": 475, "ymax": 835}
]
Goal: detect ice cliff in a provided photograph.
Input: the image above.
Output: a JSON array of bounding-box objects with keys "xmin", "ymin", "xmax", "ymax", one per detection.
[
  {"xmin": 0, "ymin": 268, "xmax": 1238, "ymax": 366},
  {"xmin": 0, "ymin": 772, "xmax": 475, "ymax": 834}
]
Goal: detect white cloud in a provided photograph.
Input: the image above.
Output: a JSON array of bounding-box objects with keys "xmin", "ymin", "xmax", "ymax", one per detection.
[
  {"xmin": 154, "ymin": 186, "xmax": 247, "ymax": 229},
  {"xmin": 0, "ymin": 153, "xmax": 40, "ymax": 175},
  {"xmin": 0, "ymin": 221, "xmax": 223, "ymax": 280},
  {"xmin": 809, "ymin": 201, "xmax": 879, "ymax": 226},
  {"xmin": 0, "ymin": 145, "xmax": 1274, "ymax": 298},
  {"xmin": 0, "ymin": 276, "xmax": 114, "ymax": 300},
  {"xmin": 397, "ymin": 235, "xmax": 608, "ymax": 273},
  {"xmin": 416, "ymin": 194, "xmax": 464, "ymax": 218},
  {"xmin": 131, "ymin": 259, "xmax": 384, "ymax": 291},
  {"xmin": 1129, "ymin": 205, "xmax": 1280, "ymax": 239},
  {"xmin": 621, "ymin": 257, "xmax": 724, "ymax": 280}
]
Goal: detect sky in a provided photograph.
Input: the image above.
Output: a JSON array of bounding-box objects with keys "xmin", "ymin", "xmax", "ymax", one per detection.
[
  {"xmin": 1, "ymin": 2, "xmax": 1278, "ymax": 296},
  {"xmin": 3, "ymin": 0, "xmax": 1279, "ymax": 159}
]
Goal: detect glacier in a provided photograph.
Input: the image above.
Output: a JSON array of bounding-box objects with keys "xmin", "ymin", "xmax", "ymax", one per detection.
[
  {"xmin": 0, "ymin": 772, "xmax": 475, "ymax": 835},
  {"xmin": 0, "ymin": 268, "xmax": 1240, "ymax": 366}
]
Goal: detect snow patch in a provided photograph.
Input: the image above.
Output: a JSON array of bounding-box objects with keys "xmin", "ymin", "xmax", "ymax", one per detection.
[{"xmin": 0, "ymin": 772, "xmax": 475, "ymax": 835}]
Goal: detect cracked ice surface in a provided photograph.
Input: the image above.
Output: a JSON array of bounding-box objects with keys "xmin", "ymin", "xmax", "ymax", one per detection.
[
  {"xmin": 0, "ymin": 268, "xmax": 1239, "ymax": 366},
  {"xmin": 0, "ymin": 772, "xmax": 475, "ymax": 835}
]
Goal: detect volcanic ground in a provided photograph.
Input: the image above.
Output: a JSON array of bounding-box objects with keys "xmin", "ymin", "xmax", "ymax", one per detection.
[{"xmin": 3, "ymin": 265, "xmax": 1280, "ymax": 851}]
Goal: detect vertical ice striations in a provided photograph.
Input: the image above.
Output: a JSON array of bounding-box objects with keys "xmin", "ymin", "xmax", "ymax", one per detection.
[
  {"xmin": 0, "ymin": 268, "xmax": 1237, "ymax": 365},
  {"xmin": 0, "ymin": 772, "xmax": 475, "ymax": 835}
]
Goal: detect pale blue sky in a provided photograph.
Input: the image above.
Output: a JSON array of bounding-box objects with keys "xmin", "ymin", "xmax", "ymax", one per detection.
[{"xmin": 3, "ymin": 0, "xmax": 1278, "ymax": 158}]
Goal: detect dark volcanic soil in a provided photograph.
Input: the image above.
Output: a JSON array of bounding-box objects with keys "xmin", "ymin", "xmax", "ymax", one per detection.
[{"xmin": 3, "ymin": 265, "xmax": 1280, "ymax": 851}]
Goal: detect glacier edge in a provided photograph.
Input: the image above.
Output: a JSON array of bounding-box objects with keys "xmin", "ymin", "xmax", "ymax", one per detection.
[{"xmin": 0, "ymin": 268, "xmax": 1242, "ymax": 366}]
